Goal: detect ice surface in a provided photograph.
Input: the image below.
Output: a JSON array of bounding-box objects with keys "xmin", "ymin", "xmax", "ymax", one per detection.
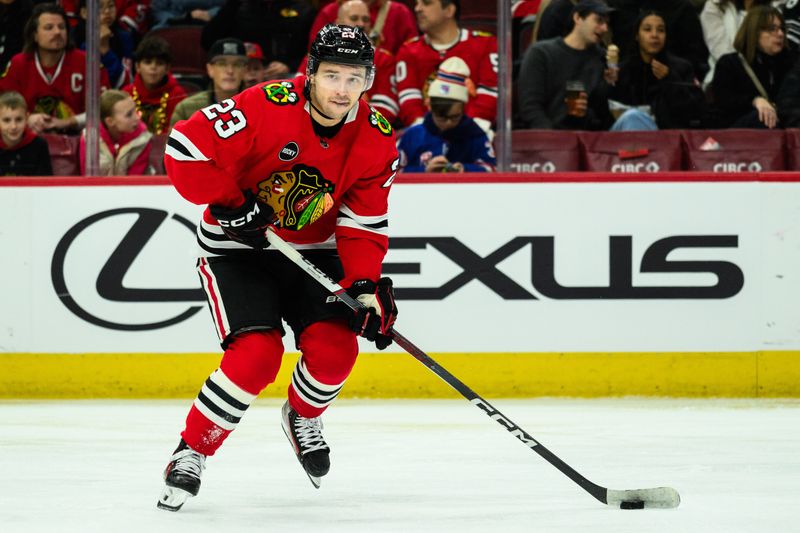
[{"xmin": 1, "ymin": 398, "xmax": 798, "ymax": 533}]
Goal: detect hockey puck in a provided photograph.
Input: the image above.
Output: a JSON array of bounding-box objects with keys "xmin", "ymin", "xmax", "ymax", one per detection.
[{"xmin": 620, "ymin": 501, "xmax": 645, "ymax": 510}]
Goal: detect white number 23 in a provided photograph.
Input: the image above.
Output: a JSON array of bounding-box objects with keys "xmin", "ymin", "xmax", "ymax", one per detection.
[{"xmin": 201, "ymin": 99, "xmax": 247, "ymax": 139}]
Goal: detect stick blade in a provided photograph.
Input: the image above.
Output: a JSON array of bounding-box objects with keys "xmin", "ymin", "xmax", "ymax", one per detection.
[{"xmin": 606, "ymin": 487, "xmax": 681, "ymax": 509}]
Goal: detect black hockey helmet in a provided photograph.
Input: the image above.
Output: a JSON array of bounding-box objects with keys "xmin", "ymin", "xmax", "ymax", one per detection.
[{"xmin": 307, "ymin": 24, "xmax": 375, "ymax": 90}]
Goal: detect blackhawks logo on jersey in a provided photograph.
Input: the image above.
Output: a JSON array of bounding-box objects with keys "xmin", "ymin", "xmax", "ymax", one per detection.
[
  {"xmin": 263, "ymin": 81, "xmax": 299, "ymax": 106},
  {"xmin": 368, "ymin": 109, "xmax": 392, "ymax": 136},
  {"xmin": 256, "ymin": 164, "xmax": 335, "ymax": 230}
]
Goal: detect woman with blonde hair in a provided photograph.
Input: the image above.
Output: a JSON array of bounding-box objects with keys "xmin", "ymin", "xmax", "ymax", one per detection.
[{"xmin": 710, "ymin": 5, "xmax": 795, "ymax": 128}]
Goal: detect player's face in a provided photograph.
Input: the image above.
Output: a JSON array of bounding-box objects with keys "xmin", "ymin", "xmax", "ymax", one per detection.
[
  {"xmin": 310, "ymin": 63, "xmax": 368, "ymax": 120},
  {"xmin": 337, "ymin": 1, "xmax": 372, "ymax": 33},
  {"xmin": 106, "ymin": 96, "xmax": 140, "ymax": 135},
  {"xmin": 136, "ymin": 58, "xmax": 169, "ymax": 89},
  {"xmin": 0, "ymin": 106, "xmax": 27, "ymax": 146},
  {"xmin": 430, "ymin": 101, "xmax": 464, "ymax": 132},
  {"xmin": 415, "ymin": 0, "xmax": 452, "ymax": 33},
  {"xmin": 207, "ymin": 55, "xmax": 247, "ymax": 93},
  {"xmin": 35, "ymin": 13, "xmax": 68, "ymax": 53}
]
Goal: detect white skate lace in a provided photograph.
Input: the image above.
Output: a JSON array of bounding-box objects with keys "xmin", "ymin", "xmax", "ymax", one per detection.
[
  {"xmin": 171, "ymin": 448, "xmax": 206, "ymax": 479},
  {"xmin": 294, "ymin": 415, "xmax": 329, "ymax": 454}
]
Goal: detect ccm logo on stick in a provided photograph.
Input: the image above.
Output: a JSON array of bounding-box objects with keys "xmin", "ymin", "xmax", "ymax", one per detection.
[{"xmin": 384, "ymin": 235, "xmax": 744, "ymax": 301}]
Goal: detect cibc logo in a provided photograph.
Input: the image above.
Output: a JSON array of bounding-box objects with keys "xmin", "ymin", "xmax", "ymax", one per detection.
[
  {"xmin": 712, "ymin": 161, "xmax": 763, "ymax": 172},
  {"xmin": 610, "ymin": 161, "xmax": 661, "ymax": 173},
  {"xmin": 51, "ymin": 208, "xmax": 205, "ymax": 330},
  {"xmin": 511, "ymin": 161, "xmax": 557, "ymax": 173}
]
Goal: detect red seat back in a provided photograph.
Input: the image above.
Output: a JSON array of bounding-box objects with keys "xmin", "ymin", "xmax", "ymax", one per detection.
[
  {"xmin": 146, "ymin": 26, "xmax": 206, "ymax": 77},
  {"xmin": 785, "ymin": 129, "xmax": 800, "ymax": 170},
  {"xmin": 682, "ymin": 129, "xmax": 787, "ymax": 172},
  {"xmin": 41, "ymin": 133, "xmax": 81, "ymax": 176},
  {"xmin": 511, "ymin": 130, "xmax": 581, "ymax": 172},
  {"xmin": 578, "ymin": 130, "xmax": 683, "ymax": 172}
]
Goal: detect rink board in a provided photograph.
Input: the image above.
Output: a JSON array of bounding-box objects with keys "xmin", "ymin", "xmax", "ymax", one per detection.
[{"xmin": 1, "ymin": 173, "xmax": 799, "ymax": 397}]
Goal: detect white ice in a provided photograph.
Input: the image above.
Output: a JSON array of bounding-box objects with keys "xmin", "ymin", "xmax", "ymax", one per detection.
[{"xmin": 1, "ymin": 398, "xmax": 798, "ymax": 533}]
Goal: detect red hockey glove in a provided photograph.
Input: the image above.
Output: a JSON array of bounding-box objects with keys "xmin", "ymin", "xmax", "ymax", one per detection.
[
  {"xmin": 209, "ymin": 190, "xmax": 275, "ymax": 249},
  {"xmin": 346, "ymin": 277, "xmax": 398, "ymax": 350}
]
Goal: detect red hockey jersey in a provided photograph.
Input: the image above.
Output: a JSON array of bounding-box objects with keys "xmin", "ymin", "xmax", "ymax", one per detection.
[
  {"xmin": 296, "ymin": 47, "xmax": 398, "ymax": 123},
  {"xmin": 165, "ymin": 75, "xmax": 399, "ymax": 286},
  {"xmin": 396, "ymin": 29, "xmax": 498, "ymax": 127},
  {"xmin": 0, "ymin": 50, "xmax": 109, "ymax": 117}
]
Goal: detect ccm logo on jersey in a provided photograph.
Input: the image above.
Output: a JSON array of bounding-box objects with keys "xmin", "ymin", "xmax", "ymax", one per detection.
[
  {"xmin": 218, "ymin": 203, "xmax": 263, "ymax": 228},
  {"xmin": 279, "ymin": 142, "xmax": 300, "ymax": 161}
]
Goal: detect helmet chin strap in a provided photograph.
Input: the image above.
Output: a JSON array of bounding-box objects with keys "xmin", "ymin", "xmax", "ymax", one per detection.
[{"xmin": 304, "ymin": 80, "xmax": 336, "ymax": 121}]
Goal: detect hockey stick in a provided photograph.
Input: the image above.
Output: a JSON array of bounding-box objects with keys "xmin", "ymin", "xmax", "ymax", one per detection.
[{"xmin": 266, "ymin": 228, "xmax": 680, "ymax": 509}]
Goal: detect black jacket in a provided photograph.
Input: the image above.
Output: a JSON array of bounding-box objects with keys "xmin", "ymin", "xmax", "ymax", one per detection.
[
  {"xmin": 777, "ymin": 58, "xmax": 800, "ymax": 127},
  {"xmin": 0, "ymin": 0, "xmax": 32, "ymax": 73},
  {"xmin": 201, "ymin": 0, "xmax": 315, "ymax": 72},
  {"xmin": 611, "ymin": 51, "xmax": 704, "ymax": 129},
  {"xmin": 711, "ymin": 49, "xmax": 795, "ymax": 127},
  {"xmin": 1, "ymin": 135, "xmax": 53, "ymax": 176},
  {"xmin": 608, "ymin": 0, "xmax": 709, "ymax": 80}
]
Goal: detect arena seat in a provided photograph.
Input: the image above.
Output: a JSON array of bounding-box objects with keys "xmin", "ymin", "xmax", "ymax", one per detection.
[
  {"xmin": 578, "ymin": 130, "xmax": 684, "ymax": 172},
  {"xmin": 785, "ymin": 129, "xmax": 800, "ymax": 170},
  {"xmin": 682, "ymin": 129, "xmax": 787, "ymax": 172},
  {"xmin": 511, "ymin": 130, "xmax": 581, "ymax": 172},
  {"xmin": 41, "ymin": 133, "xmax": 81, "ymax": 176},
  {"xmin": 146, "ymin": 25, "xmax": 207, "ymax": 78}
]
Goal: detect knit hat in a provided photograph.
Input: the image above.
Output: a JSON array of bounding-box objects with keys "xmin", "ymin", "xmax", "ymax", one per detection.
[{"xmin": 427, "ymin": 57, "xmax": 471, "ymax": 103}]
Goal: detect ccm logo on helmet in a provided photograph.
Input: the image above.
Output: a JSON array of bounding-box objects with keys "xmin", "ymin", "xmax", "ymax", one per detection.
[
  {"xmin": 337, "ymin": 47, "xmax": 358, "ymax": 54},
  {"xmin": 218, "ymin": 203, "xmax": 263, "ymax": 228}
]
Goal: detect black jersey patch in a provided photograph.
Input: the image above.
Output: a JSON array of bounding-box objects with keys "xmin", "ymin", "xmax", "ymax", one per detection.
[
  {"xmin": 368, "ymin": 109, "xmax": 393, "ymax": 136},
  {"xmin": 263, "ymin": 81, "xmax": 299, "ymax": 106},
  {"xmin": 279, "ymin": 141, "xmax": 300, "ymax": 161}
]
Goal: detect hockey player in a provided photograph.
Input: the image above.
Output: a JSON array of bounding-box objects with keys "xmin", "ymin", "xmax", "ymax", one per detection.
[{"xmin": 158, "ymin": 24, "xmax": 400, "ymax": 512}]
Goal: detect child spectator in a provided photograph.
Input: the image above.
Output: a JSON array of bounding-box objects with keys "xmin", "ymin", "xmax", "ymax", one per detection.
[
  {"xmin": 122, "ymin": 36, "xmax": 187, "ymax": 134},
  {"xmin": 308, "ymin": 0, "xmax": 418, "ymax": 55},
  {"xmin": 0, "ymin": 91, "xmax": 53, "ymax": 176},
  {"xmin": 80, "ymin": 89, "xmax": 153, "ymax": 175},
  {"xmin": 73, "ymin": 0, "xmax": 136, "ymax": 88},
  {"xmin": 710, "ymin": 5, "xmax": 794, "ymax": 128},
  {"xmin": 397, "ymin": 57, "xmax": 495, "ymax": 173},
  {"xmin": 0, "ymin": 3, "xmax": 110, "ymax": 134},
  {"xmin": 396, "ymin": 0, "xmax": 497, "ymax": 133},
  {"xmin": 243, "ymin": 41, "xmax": 269, "ymax": 87},
  {"xmin": 609, "ymin": 10, "xmax": 705, "ymax": 130}
]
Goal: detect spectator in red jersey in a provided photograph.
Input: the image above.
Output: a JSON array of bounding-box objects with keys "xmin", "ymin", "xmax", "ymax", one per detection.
[
  {"xmin": 0, "ymin": 3, "xmax": 110, "ymax": 134},
  {"xmin": 0, "ymin": 0, "xmax": 33, "ymax": 74},
  {"xmin": 0, "ymin": 91, "xmax": 53, "ymax": 176},
  {"xmin": 80, "ymin": 89, "xmax": 154, "ymax": 175},
  {"xmin": 297, "ymin": 0, "xmax": 398, "ymax": 122},
  {"xmin": 396, "ymin": 0, "xmax": 498, "ymax": 134},
  {"xmin": 710, "ymin": 5, "xmax": 794, "ymax": 129},
  {"xmin": 308, "ymin": 0, "xmax": 417, "ymax": 54},
  {"xmin": 122, "ymin": 36, "xmax": 187, "ymax": 134}
]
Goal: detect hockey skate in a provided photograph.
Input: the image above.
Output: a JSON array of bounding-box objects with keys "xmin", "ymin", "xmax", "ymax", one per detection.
[
  {"xmin": 157, "ymin": 440, "xmax": 206, "ymax": 511},
  {"xmin": 281, "ymin": 400, "xmax": 330, "ymax": 489}
]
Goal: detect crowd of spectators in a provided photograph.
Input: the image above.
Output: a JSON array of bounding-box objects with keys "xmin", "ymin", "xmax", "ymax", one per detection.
[{"xmin": 1, "ymin": 0, "xmax": 799, "ymax": 176}]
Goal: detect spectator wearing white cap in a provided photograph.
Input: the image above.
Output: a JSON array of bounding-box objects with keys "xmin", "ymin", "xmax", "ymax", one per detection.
[{"xmin": 397, "ymin": 57, "xmax": 495, "ymax": 173}]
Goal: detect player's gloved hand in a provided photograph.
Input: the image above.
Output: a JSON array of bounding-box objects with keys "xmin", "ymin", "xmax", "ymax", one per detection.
[
  {"xmin": 346, "ymin": 277, "xmax": 398, "ymax": 350},
  {"xmin": 209, "ymin": 190, "xmax": 275, "ymax": 249}
]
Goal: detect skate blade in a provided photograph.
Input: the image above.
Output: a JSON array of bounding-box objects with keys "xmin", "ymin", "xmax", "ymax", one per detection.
[
  {"xmin": 157, "ymin": 485, "xmax": 193, "ymax": 512},
  {"xmin": 282, "ymin": 424, "xmax": 322, "ymax": 489}
]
